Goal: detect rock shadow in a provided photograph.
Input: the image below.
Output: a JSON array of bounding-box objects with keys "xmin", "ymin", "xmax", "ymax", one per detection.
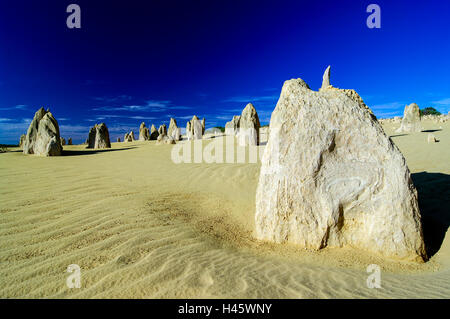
[
  {"xmin": 412, "ymin": 172, "xmax": 450, "ymax": 258},
  {"xmin": 62, "ymin": 146, "xmax": 137, "ymax": 156}
]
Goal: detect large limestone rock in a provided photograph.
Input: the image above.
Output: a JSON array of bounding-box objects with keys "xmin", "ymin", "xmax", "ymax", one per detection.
[
  {"xmin": 255, "ymin": 68, "xmax": 426, "ymax": 262},
  {"xmin": 87, "ymin": 123, "xmax": 111, "ymax": 149},
  {"xmin": 225, "ymin": 115, "xmax": 240, "ymax": 136},
  {"xmin": 150, "ymin": 124, "xmax": 159, "ymax": 140},
  {"xmin": 23, "ymin": 107, "xmax": 62, "ymax": 156},
  {"xmin": 139, "ymin": 122, "xmax": 150, "ymax": 141},
  {"xmin": 192, "ymin": 117, "xmax": 203, "ymax": 140},
  {"xmin": 396, "ymin": 103, "xmax": 422, "ymax": 133},
  {"xmin": 237, "ymin": 103, "xmax": 260, "ymax": 146},
  {"xmin": 168, "ymin": 118, "xmax": 181, "ymax": 141}
]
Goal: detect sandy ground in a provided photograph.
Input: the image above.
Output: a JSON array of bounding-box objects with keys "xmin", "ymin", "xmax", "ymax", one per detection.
[{"xmin": 0, "ymin": 119, "xmax": 449, "ymax": 298}]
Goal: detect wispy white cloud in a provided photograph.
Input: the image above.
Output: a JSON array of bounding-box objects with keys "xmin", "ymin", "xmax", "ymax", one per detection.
[
  {"xmin": 0, "ymin": 104, "xmax": 28, "ymax": 111},
  {"xmin": 222, "ymin": 95, "xmax": 279, "ymax": 103},
  {"xmin": 432, "ymin": 98, "xmax": 450, "ymax": 106},
  {"xmin": 93, "ymin": 95, "xmax": 132, "ymax": 102}
]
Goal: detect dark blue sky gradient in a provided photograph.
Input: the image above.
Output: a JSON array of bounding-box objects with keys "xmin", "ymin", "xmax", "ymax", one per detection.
[{"xmin": 1, "ymin": 0, "xmax": 449, "ymax": 143}]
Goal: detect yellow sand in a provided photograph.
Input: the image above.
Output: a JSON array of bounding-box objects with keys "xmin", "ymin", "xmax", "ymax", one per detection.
[{"xmin": 0, "ymin": 119, "xmax": 449, "ymax": 298}]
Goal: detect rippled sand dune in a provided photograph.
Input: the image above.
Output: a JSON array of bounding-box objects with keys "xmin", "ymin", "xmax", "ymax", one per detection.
[{"xmin": 0, "ymin": 120, "xmax": 449, "ymax": 298}]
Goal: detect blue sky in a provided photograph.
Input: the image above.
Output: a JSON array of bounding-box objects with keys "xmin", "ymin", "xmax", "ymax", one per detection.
[{"xmin": 1, "ymin": 0, "xmax": 449, "ymax": 144}]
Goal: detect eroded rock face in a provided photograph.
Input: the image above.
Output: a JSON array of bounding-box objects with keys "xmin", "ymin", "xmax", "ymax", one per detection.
[
  {"xmin": 396, "ymin": 103, "xmax": 422, "ymax": 133},
  {"xmin": 168, "ymin": 118, "xmax": 180, "ymax": 141},
  {"xmin": 192, "ymin": 118, "xmax": 203, "ymax": 140},
  {"xmin": 225, "ymin": 115, "xmax": 240, "ymax": 136},
  {"xmin": 139, "ymin": 122, "xmax": 150, "ymax": 141},
  {"xmin": 255, "ymin": 69, "xmax": 426, "ymax": 262},
  {"xmin": 87, "ymin": 123, "xmax": 111, "ymax": 149},
  {"xmin": 60, "ymin": 137, "xmax": 66, "ymax": 146},
  {"xmin": 23, "ymin": 107, "xmax": 62, "ymax": 156},
  {"xmin": 237, "ymin": 103, "xmax": 260, "ymax": 146},
  {"xmin": 150, "ymin": 124, "xmax": 159, "ymax": 140},
  {"xmin": 68, "ymin": 138, "xmax": 72, "ymax": 145}
]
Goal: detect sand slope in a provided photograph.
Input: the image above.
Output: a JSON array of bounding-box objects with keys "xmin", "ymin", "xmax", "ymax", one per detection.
[{"xmin": 0, "ymin": 120, "xmax": 449, "ymax": 298}]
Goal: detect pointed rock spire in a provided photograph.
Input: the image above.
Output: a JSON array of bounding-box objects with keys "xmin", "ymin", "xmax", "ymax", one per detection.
[{"xmin": 321, "ymin": 65, "xmax": 331, "ymax": 89}]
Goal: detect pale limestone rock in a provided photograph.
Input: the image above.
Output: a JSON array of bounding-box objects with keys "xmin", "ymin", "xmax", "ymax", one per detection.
[
  {"xmin": 396, "ymin": 103, "xmax": 422, "ymax": 133},
  {"xmin": 168, "ymin": 118, "xmax": 181, "ymax": 141},
  {"xmin": 255, "ymin": 74, "xmax": 426, "ymax": 262},
  {"xmin": 87, "ymin": 123, "xmax": 111, "ymax": 149},
  {"xmin": 23, "ymin": 107, "xmax": 62, "ymax": 156},
  {"xmin": 321, "ymin": 65, "xmax": 331, "ymax": 89},
  {"xmin": 139, "ymin": 122, "xmax": 150, "ymax": 141},
  {"xmin": 237, "ymin": 103, "xmax": 260, "ymax": 146},
  {"xmin": 192, "ymin": 118, "xmax": 203, "ymax": 140},
  {"xmin": 225, "ymin": 115, "xmax": 240, "ymax": 136}
]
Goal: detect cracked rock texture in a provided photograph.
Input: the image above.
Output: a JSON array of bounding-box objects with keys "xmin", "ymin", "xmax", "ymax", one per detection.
[{"xmin": 255, "ymin": 72, "xmax": 426, "ymax": 262}]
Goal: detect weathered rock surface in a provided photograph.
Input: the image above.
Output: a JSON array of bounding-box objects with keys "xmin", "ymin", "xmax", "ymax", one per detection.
[
  {"xmin": 321, "ymin": 65, "xmax": 331, "ymax": 89},
  {"xmin": 237, "ymin": 103, "xmax": 260, "ymax": 146},
  {"xmin": 255, "ymin": 69, "xmax": 426, "ymax": 262},
  {"xmin": 192, "ymin": 117, "xmax": 203, "ymax": 140},
  {"xmin": 87, "ymin": 123, "xmax": 111, "ymax": 149},
  {"xmin": 168, "ymin": 118, "xmax": 181, "ymax": 141},
  {"xmin": 201, "ymin": 118, "xmax": 206, "ymax": 135},
  {"xmin": 139, "ymin": 122, "xmax": 150, "ymax": 141},
  {"xmin": 23, "ymin": 107, "xmax": 62, "ymax": 156},
  {"xmin": 67, "ymin": 138, "xmax": 72, "ymax": 145},
  {"xmin": 396, "ymin": 103, "xmax": 422, "ymax": 133},
  {"xmin": 150, "ymin": 124, "xmax": 159, "ymax": 140},
  {"xmin": 60, "ymin": 137, "xmax": 66, "ymax": 146},
  {"xmin": 225, "ymin": 115, "xmax": 240, "ymax": 136}
]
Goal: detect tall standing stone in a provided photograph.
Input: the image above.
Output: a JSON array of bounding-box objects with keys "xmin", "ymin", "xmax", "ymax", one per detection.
[
  {"xmin": 237, "ymin": 103, "xmax": 260, "ymax": 146},
  {"xmin": 19, "ymin": 134, "xmax": 26, "ymax": 148},
  {"xmin": 158, "ymin": 124, "xmax": 167, "ymax": 136},
  {"xmin": 395, "ymin": 103, "xmax": 422, "ymax": 133},
  {"xmin": 67, "ymin": 138, "xmax": 72, "ymax": 145},
  {"xmin": 168, "ymin": 118, "xmax": 180, "ymax": 141},
  {"xmin": 255, "ymin": 69, "xmax": 426, "ymax": 262},
  {"xmin": 321, "ymin": 65, "xmax": 331, "ymax": 89},
  {"xmin": 139, "ymin": 122, "xmax": 150, "ymax": 141},
  {"xmin": 150, "ymin": 124, "xmax": 159, "ymax": 140},
  {"xmin": 23, "ymin": 107, "xmax": 62, "ymax": 156},
  {"xmin": 87, "ymin": 123, "xmax": 111, "ymax": 149},
  {"xmin": 225, "ymin": 115, "xmax": 240, "ymax": 136}
]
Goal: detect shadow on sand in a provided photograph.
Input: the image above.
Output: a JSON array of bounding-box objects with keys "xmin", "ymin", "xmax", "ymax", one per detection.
[
  {"xmin": 412, "ymin": 172, "xmax": 450, "ymax": 259},
  {"xmin": 62, "ymin": 146, "xmax": 137, "ymax": 156},
  {"xmin": 421, "ymin": 129, "xmax": 442, "ymax": 133}
]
